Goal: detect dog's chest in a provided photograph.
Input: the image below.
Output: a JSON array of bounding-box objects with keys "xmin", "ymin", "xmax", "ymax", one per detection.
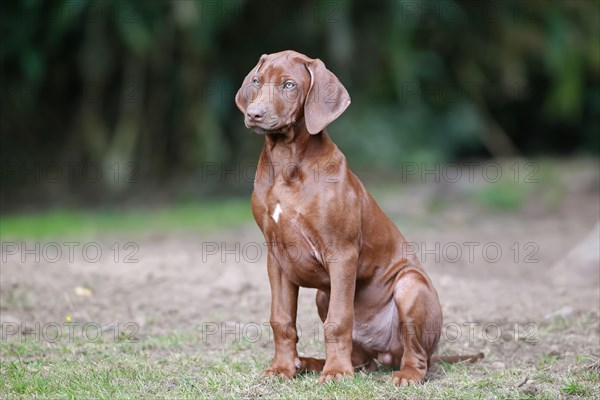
[{"xmin": 253, "ymin": 195, "xmax": 331, "ymax": 288}]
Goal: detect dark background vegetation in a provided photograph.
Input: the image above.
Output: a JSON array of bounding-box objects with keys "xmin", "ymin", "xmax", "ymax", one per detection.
[{"xmin": 1, "ymin": 0, "xmax": 598, "ymax": 212}]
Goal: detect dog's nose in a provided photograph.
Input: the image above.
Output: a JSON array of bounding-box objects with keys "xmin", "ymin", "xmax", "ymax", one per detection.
[{"xmin": 247, "ymin": 103, "xmax": 266, "ymax": 122}]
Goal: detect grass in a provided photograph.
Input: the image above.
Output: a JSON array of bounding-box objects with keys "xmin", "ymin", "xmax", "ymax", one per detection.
[
  {"xmin": 0, "ymin": 199, "xmax": 253, "ymax": 240},
  {"xmin": 469, "ymin": 160, "xmax": 567, "ymax": 212},
  {"xmin": 471, "ymin": 181, "xmax": 532, "ymax": 211},
  {"xmin": 1, "ymin": 331, "xmax": 598, "ymax": 399},
  {"xmin": 561, "ymin": 378, "xmax": 591, "ymax": 396},
  {"xmin": 537, "ymin": 353, "xmax": 559, "ymax": 369},
  {"xmin": 1, "ymin": 290, "xmax": 32, "ymax": 312}
]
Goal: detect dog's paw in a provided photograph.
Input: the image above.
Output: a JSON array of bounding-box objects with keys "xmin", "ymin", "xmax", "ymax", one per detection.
[
  {"xmin": 392, "ymin": 367, "xmax": 425, "ymax": 386},
  {"xmin": 318, "ymin": 367, "xmax": 354, "ymax": 383},
  {"xmin": 262, "ymin": 363, "xmax": 297, "ymax": 379}
]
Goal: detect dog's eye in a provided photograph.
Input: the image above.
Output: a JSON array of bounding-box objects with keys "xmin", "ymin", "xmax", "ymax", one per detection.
[
  {"xmin": 252, "ymin": 77, "xmax": 260, "ymax": 86},
  {"xmin": 283, "ymin": 81, "xmax": 296, "ymax": 89}
]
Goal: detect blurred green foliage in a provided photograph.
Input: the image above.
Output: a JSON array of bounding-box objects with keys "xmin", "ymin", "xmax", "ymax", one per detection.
[{"xmin": 1, "ymin": 0, "xmax": 598, "ymax": 209}]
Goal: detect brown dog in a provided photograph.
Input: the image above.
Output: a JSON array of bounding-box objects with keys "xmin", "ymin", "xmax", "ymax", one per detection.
[{"xmin": 236, "ymin": 50, "xmax": 477, "ymax": 385}]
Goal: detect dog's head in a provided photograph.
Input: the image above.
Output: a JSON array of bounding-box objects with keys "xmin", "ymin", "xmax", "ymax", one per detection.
[{"xmin": 235, "ymin": 50, "xmax": 350, "ymax": 135}]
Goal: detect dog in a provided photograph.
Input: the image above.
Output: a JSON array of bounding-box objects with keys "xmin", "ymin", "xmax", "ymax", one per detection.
[{"xmin": 235, "ymin": 50, "xmax": 481, "ymax": 385}]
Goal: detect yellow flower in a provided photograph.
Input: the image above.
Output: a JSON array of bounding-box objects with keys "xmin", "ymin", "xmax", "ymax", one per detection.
[{"xmin": 66, "ymin": 315, "xmax": 72, "ymax": 322}]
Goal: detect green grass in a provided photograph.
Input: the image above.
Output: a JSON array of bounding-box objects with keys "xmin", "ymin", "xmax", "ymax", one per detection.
[
  {"xmin": 537, "ymin": 353, "xmax": 559, "ymax": 369},
  {"xmin": 469, "ymin": 159, "xmax": 570, "ymax": 212},
  {"xmin": 0, "ymin": 199, "xmax": 253, "ymax": 239},
  {"xmin": 471, "ymin": 181, "xmax": 532, "ymax": 211},
  {"xmin": 2, "ymin": 332, "xmax": 598, "ymax": 399},
  {"xmin": 561, "ymin": 378, "xmax": 592, "ymax": 396}
]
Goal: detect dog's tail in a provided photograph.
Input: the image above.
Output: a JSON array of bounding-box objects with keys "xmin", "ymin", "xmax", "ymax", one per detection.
[{"xmin": 431, "ymin": 352, "xmax": 484, "ymax": 364}]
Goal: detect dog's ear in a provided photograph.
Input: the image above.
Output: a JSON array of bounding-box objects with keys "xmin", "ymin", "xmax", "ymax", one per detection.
[
  {"xmin": 304, "ymin": 59, "xmax": 351, "ymax": 135},
  {"xmin": 235, "ymin": 54, "xmax": 267, "ymax": 113}
]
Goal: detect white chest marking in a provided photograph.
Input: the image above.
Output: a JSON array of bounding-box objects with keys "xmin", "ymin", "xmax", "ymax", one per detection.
[{"xmin": 272, "ymin": 203, "xmax": 282, "ymax": 223}]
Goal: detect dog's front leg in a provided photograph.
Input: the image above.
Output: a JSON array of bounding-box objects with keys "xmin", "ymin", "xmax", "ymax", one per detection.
[
  {"xmin": 319, "ymin": 250, "xmax": 358, "ymax": 382},
  {"xmin": 263, "ymin": 252, "xmax": 301, "ymax": 378}
]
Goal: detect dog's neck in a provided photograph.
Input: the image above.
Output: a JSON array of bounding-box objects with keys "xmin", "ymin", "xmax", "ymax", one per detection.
[{"xmin": 258, "ymin": 122, "xmax": 337, "ymax": 183}]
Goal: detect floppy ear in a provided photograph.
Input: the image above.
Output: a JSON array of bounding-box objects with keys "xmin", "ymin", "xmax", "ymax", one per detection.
[
  {"xmin": 235, "ymin": 54, "xmax": 267, "ymax": 113},
  {"xmin": 304, "ymin": 59, "xmax": 351, "ymax": 134}
]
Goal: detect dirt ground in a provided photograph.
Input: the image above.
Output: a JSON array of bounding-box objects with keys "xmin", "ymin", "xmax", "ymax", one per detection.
[{"xmin": 1, "ymin": 160, "xmax": 599, "ymax": 393}]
